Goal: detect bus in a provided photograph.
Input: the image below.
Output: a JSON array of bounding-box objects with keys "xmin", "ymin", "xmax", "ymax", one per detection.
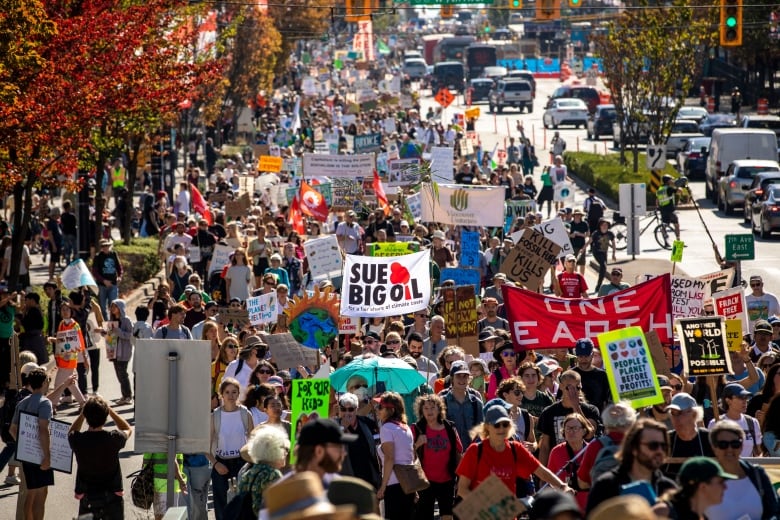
[
  {"xmin": 465, "ymin": 44, "xmax": 498, "ymax": 79},
  {"xmin": 433, "ymin": 36, "xmax": 476, "ymax": 63},
  {"xmin": 422, "ymin": 33, "xmax": 453, "ymax": 65}
]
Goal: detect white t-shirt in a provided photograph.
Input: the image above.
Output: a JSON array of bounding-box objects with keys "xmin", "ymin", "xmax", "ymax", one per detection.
[
  {"xmin": 214, "ymin": 408, "xmax": 248, "ymax": 459},
  {"xmin": 164, "ymin": 232, "xmax": 192, "ymax": 254},
  {"xmin": 704, "ymin": 474, "xmax": 762, "ymax": 520},
  {"xmin": 708, "ymin": 414, "xmax": 761, "ymax": 458},
  {"xmin": 379, "ymin": 421, "xmax": 415, "ymax": 486},
  {"xmin": 224, "ymin": 358, "xmax": 255, "ymax": 400},
  {"xmin": 250, "ymin": 407, "xmax": 268, "ymax": 426},
  {"xmin": 3, "ymin": 244, "xmax": 30, "ymax": 276}
]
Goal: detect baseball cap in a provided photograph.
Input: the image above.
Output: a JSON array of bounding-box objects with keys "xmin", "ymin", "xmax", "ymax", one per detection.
[
  {"xmin": 768, "ymin": 316, "xmax": 780, "ymax": 326},
  {"xmin": 482, "ymin": 297, "xmax": 498, "ymax": 306},
  {"xmin": 485, "ymin": 406, "xmax": 512, "ymax": 426},
  {"xmin": 755, "ymin": 320, "xmax": 773, "ymax": 335},
  {"xmin": 722, "ymin": 383, "xmax": 751, "ymax": 400},
  {"xmin": 493, "ymin": 273, "xmax": 507, "ymax": 281},
  {"xmin": 267, "ymin": 375, "xmax": 285, "ymax": 388},
  {"xmin": 364, "ymin": 331, "xmax": 381, "ymax": 342},
  {"xmin": 611, "ymin": 267, "xmax": 623, "ymax": 275},
  {"xmin": 450, "ymin": 360, "xmax": 471, "ymax": 375},
  {"xmin": 678, "ymin": 457, "xmax": 737, "ymax": 487},
  {"xmin": 297, "ymin": 418, "xmax": 357, "ymax": 446},
  {"xmin": 184, "ymin": 285, "xmax": 197, "ymax": 294},
  {"xmin": 537, "ymin": 359, "xmax": 560, "ymax": 378},
  {"xmin": 575, "ymin": 338, "xmax": 594, "ymax": 357},
  {"xmin": 565, "ymin": 253, "xmax": 577, "ymax": 262},
  {"xmin": 529, "ymin": 489, "xmax": 583, "ymax": 520},
  {"xmin": 432, "ymin": 230, "xmax": 446, "ymax": 240},
  {"xmin": 204, "ymin": 301, "xmax": 218, "ymax": 310},
  {"xmin": 666, "ymin": 392, "xmax": 697, "ymax": 412}
]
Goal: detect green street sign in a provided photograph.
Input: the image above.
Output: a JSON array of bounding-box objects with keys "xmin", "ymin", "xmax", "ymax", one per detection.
[
  {"xmin": 409, "ymin": 0, "xmax": 491, "ymax": 4},
  {"xmin": 724, "ymin": 234, "xmax": 755, "ymax": 261}
]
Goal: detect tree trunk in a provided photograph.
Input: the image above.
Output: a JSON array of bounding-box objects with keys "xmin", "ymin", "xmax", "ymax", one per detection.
[
  {"xmin": 121, "ymin": 138, "xmax": 142, "ymax": 244},
  {"xmin": 8, "ymin": 172, "xmax": 36, "ymax": 289}
]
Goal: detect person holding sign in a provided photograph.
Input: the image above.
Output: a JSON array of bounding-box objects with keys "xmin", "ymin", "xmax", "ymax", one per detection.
[{"xmin": 48, "ymin": 300, "xmax": 87, "ymax": 408}]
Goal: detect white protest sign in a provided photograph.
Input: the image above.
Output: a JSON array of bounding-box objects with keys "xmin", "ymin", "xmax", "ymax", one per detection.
[
  {"xmin": 339, "ymin": 316, "xmax": 360, "ymax": 335},
  {"xmin": 61, "ymin": 259, "xmax": 97, "ymax": 290},
  {"xmin": 406, "ymin": 192, "xmax": 422, "ymax": 222},
  {"xmin": 388, "ymin": 158, "xmax": 421, "ymax": 187},
  {"xmin": 303, "ymin": 235, "xmax": 344, "ymax": 280},
  {"xmin": 700, "ymin": 268, "xmax": 735, "ymax": 300},
  {"xmin": 55, "ymin": 329, "xmax": 81, "ymax": 365},
  {"xmin": 421, "ymin": 184, "xmax": 505, "ymax": 227},
  {"xmin": 246, "ymin": 292, "xmax": 278, "ymax": 326},
  {"xmin": 303, "ymin": 153, "xmax": 374, "ymax": 178},
  {"xmin": 712, "ymin": 286, "xmax": 750, "ymax": 333},
  {"xmin": 208, "ymin": 244, "xmax": 234, "ymax": 275},
  {"xmin": 16, "ymin": 412, "xmax": 73, "ymax": 473},
  {"xmin": 554, "ymin": 181, "xmax": 575, "ymax": 203},
  {"xmin": 670, "ymin": 275, "xmax": 706, "ymax": 318},
  {"xmin": 533, "ymin": 217, "xmax": 574, "ymax": 259},
  {"xmin": 429, "ymin": 147, "xmax": 454, "ymax": 182},
  {"xmin": 384, "ymin": 117, "xmax": 396, "ymax": 134},
  {"xmin": 187, "ymin": 245, "xmax": 201, "ymax": 264}
]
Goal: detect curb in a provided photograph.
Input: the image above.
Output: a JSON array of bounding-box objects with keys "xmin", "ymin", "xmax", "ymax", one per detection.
[{"xmin": 123, "ymin": 269, "xmax": 165, "ymax": 311}]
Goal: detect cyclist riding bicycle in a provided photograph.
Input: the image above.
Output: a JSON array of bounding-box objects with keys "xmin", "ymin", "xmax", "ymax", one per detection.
[{"xmin": 657, "ymin": 175, "xmax": 680, "ymax": 241}]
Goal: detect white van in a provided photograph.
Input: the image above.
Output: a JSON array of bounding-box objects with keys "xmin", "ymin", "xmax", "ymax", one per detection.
[{"xmin": 705, "ymin": 128, "xmax": 778, "ymax": 202}]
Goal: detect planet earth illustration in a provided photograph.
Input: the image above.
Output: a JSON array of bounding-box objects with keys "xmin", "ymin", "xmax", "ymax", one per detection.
[{"xmin": 289, "ymin": 308, "xmax": 338, "ymax": 348}]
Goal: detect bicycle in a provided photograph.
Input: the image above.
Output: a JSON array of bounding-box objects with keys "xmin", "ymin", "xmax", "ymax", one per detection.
[{"xmin": 611, "ymin": 208, "xmax": 676, "ymax": 251}]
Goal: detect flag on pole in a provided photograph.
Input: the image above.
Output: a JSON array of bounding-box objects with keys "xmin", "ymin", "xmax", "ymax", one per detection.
[
  {"xmin": 190, "ymin": 184, "xmax": 213, "ymax": 225},
  {"xmin": 373, "ymin": 170, "xmax": 391, "ymax": 217},
  {"xmin": 299, "ymin": 181, "xmax": 329, "ymax": 222},
  {"xmin": 289, "ymin": 194, "xmax": 306, "ymax": 235},
  {"xmin": 489, "ymin": 142, "xmax": 499, "ymax": 170},
  {"xmin": 377, "ymin": 39, "xmax": 391, "ymax": 55}
]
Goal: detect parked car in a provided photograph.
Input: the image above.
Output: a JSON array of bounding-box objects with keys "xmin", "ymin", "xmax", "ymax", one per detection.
[
  {"xmin": 586, "ymin": 104, "xmax": 616, "ymax": 140},
  {"xmin": 664, "ymin": 120, "xmax": 704, "ymax": 158},
  {"xmin": 706, "ymin": 128, "xmax": 778, "ymax": 202},
  {"xmin": 743, "ymin": 171, "xmax": 780, "ymax": 223},
  {"xmin": 402, "ymin": 58, "xmax": 428, "ymax": 81},
  {"xmin": 751, "ymin": 184, "xmax": 780, "ymax": 238},
  {"xmin": 489, "ymin": 79, "xmax": 533, "ymax": 113},
  {"xmin": 505, "ymin": 70, "xmax": 536, "ymax": 98},
  {"xmin": 676, "ymin": 106, "xmax": 709, "ymax": 123},
  {"xmin": 543, "ymin": 98, "xmax": 589, "ymax": 129},
  {"xmin": 676, "ymin": 136, "xmax": 711, "ymax": 179},
  {"xmin": 717, "ymin": 159, "xmax": 780, "ymax": 214},
  {"xmin": 468, "ymin": 78, "xmax": 494, "ymax": 103},
  {"xmin": 549, "ymin": 85, "xmax": 600, "ymax": 113},
  {"xmin": 699, "ymin": 113, "xmax": 737, "ymax": 136}
]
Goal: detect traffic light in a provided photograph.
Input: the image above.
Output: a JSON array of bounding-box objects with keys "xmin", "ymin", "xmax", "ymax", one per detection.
[
  {"xmin": 441, "ymin": 5, "xmax": 454, "ymax": 18},
  {"xmin": 510, "ymin": 0, "xmax": 523, "ymax": 8},
  {"xmin": 568, "ymin": 0, "xmax": 582, "ymax": 7},
  {"xmin": 536, "ymin": 0, "xmax": 560, "ymax": 20},
  {"xmin": 720, "ymin": 0, "xmax": 743, "ymax": 46}
]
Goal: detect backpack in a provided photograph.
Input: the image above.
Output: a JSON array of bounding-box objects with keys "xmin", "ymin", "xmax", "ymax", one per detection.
[
  {"xmin": 128, "ymin": 461, "xmax": 154, "ymax": 510},
  {"xmin": 213, "ymin": 405, "xmax": 252, "ymax": 439},
  {"xmin": 586, "ymin": 196, "xmax": 605, "ymax": 223},
  {"xmin": 160, "ymin": 325, "xmax": 192, "ymax": 340},
  {"xmin": 476, "ymin": 440, "xmax": 534, "ymax": 498},
  {"xmin": 589, "ymin": 435, "xmax": 620, "ymax": 482},
  {"xmin": 0, "ymin": 389, "xmax": 25, "ymax": 443}
]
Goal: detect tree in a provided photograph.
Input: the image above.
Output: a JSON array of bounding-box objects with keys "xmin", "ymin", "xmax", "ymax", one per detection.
[
  {"xmin": 593, "ymin": 3, "xmax": 715, "ymax": 172},
  {"xmin": 268, "ymin": 0, "xmax": 330, "ymax": 78}
]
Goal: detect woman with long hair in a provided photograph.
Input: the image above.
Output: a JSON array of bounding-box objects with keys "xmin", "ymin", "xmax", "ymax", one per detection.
[
  {"xmin": 168, "ymin": 256, "xmax": 193, "ymax": 301},
  {"xmin": 202, "ymin": 320, "xmax": 221, "ymax": 360},
  {"xmin": 242, "ymin": 383, "xmax": 275, "ymax": 426},
  {"xmin": 762, "ymin": 392, "xmax": 780, "ymax": 456},
  {"xmin": 496, "ymin": 377, "xmax": 537, "ymax": 450},
  {"xmin": 259, "ymin": 395, "xmax": 292, "ymax": 438},
  {"xmin": 547, "ymin": 413, "xmax": 592, "ymax": 511},
  {"xmin": 375, "ymin": 392, "xmax": 417, "ymax": 519},
  {"xmin": 248, "ymin": 360, "xmax": 276, "ymax": 386},
  {"xmin": 225, "ymin": 248, "xmax": 252, "ymax": 303},
  {"xmin": 519, "ymin": 362, "xmax": 554, "ymax": 427},
  {"xmin": 486, "ymin": 342, "xmax": 519, "ymax": 400},
  {"xmin": 412, "ymin": 394, "xmax": 461, "ymax": 520},
  {"xmin": 211, "ymin": 335, "xmax": 238, "ymax": 408},
  {"xmin": 652, "ymin": 457, "xmax": 736, "ymax": 518}
]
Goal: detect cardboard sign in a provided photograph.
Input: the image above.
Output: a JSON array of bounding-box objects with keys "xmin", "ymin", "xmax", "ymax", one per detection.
[
  {"xmin": 353, "ymin": 133, "xmax": 382, "ymax": 153},
  {"xmin": 216, "ymin": 307, "xmax": 250, "ymax": 329},
  {"xmin": 429, "ymin": 147, "xmax": 454, "ymax": 182},
  {"xmin": 209, "ymin": 192, "xmax": 229, "ymax": 204},
  {"xmin": 441, "ymin": 268, "xmax": 481, "ymax": 295},
  {"xmin": 677, "ymin": 316, "xmax": 732, "ymax": 377},
  {"xmin": 246, "ymin": 293, "xmax": 278, "ymax": 326},
  {"xmin": 440, "ymin": 286, "xmax": 479, "ymax": 356},
  {"xmin": 532, "ymin": 217, "xmax": 574, "ymax": 259},
  {"xmin": 500, "ymin": 228, "xmax": 561, "ymax": 290},
  {"xmin": 670, "ymin": 275, "xmax": 706, "ymax": 319},
  {"xmin": 464, "ymin": 107, "xmax": 481, "ymax": 120},
  {"xmin": 700, "ymin": 268, "xmax": 735, "ymax": 299},
  {"xmin": 453, "ymin": 474, "xmax": 524, "ymax": 520},
  {"xmin": 258, "ymin": 155, "xmax": 283, "ymax": 173},
  {"xmin": 55, "ymin": 329, "xmax": 81, "ymax": 365},
  {"xmin": 208, "ymin": 244, "xmax": 234, "ymax": 275},
  {"xmin": 340, "ymin": 250, "xmax": 432, "ymax": 317},
  {"xmin": 645, "ymin": 330, "xmax": 671, "ymax": 376},
  {"xmin": 15, "ymin": 412, "xmax": 73, "ymax": 473},
  {"xmin": 725, "ymin": 319, "xmax": 743, "ymax": 353},
  {"xmin": 339, "ymin": 316, "xmax": 360, "ymax": 335},
  {"xmin": 712, "ymin": 286, "xmax": 750, "ymax": 333},
  {"xmin": 598, "ymin": 327, "xmax": 664, "ymax": 408},
  {"xmin": 225, "ymin": 193, "xmax": 253, "ymax": 220},
  {"xmin": 367, "ymin": 242, "xmax": 418, "ymax": 257},
  {"xmin": 460, "ymin": 230, "xmax": 481, "ymax": 268},
  {"xmin": 303, "ymin": 234, "xmax": 344, "ymax": 280},
  {"xmin": 267, "ymin": 332, "xmax": 319, "ymax": 370},
  {"xmin": 290, "ymin": 379, "xmax": 330, "ymax": 463}
]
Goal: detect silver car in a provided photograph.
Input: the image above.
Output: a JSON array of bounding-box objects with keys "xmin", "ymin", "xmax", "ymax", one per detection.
[{"xmin": 718, "ymin": 159, "xmax": 780, "ymax": 215}]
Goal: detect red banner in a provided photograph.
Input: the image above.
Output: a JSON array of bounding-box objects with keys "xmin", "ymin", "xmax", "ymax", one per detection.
[{"xmin": 501, "ymin": 274, "xmax": 673, "ymax": 349}]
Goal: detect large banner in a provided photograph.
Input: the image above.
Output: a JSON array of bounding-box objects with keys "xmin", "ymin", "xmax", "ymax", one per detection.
[
  {"xmin": 677, "ymin": 316, "xmax": 732, "ymax": 377},
  {"xmin": 421, "ymin": 183, "xmax": 505, "ymax": 227},
  {"xmin": 340, "ymin": 250, "xmax": 431, "ymax": 317},
  {"xmin": 598, "ymin": 327, "xmax": 664, "ymax": 408},
  {"xmin": 303, "ymin": 153, "xmax": 375, "ymax": 178},
  {"xmin": 502, "ymin": 274, "xmax": 673, "ymax": 349}
]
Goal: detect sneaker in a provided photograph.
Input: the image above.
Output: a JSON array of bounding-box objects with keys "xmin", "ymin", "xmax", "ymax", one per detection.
[
  {"xmin": 116, "ymin": 397, "xmax": 133, "ymax": 406},
  {"xmin": 4, "ymin": 475, "xmax": 20, "ymax": 485}
]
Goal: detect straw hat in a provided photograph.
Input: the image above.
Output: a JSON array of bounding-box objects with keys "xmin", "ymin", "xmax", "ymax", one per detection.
[{"xmin": 263, "ymin": 471, "xmax": 356, "ymax": 520}]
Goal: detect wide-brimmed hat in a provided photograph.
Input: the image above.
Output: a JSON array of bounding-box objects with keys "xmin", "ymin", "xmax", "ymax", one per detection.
[
  {"xmin": 493, "ymin": 342, "xmax": 515, "ymax": 362},
  {"xmin": 431, "ymin": 230, "xmax": 446, "ymax": 240},
  {"xmin": 327, "ymin": 476, "xmax": 382, "ymax": 520},
  {"xmin": 263, "ymin": 471, "xmax": 356, "ymax": 520}
]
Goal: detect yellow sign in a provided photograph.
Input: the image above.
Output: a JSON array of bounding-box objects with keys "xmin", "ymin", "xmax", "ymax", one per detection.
[
  {"xmin": 670, "ymin": 240, "xmax": 684, "ymax": 262},
  {"xmin": 258, "ymin": 155, "xmax": 283, "ymax": 173},
  {"xmin": 725, "ymin": 318, "xmax": 742, "ymax": 352},
  {"xmin": 464, "ymin": 107, "xmax": 481, "ymax": 120}
]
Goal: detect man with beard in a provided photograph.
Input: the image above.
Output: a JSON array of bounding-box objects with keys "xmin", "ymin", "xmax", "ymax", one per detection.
[
  {"xmin": 642, "ymin": 375, "xmax": 673, "ymax": 430},
  {"xmin": 337, "ymin": 393, "xmax": 381, "ymax": 490},
  {"xmin": 407, "ymin": 332, "xmax": 438, "ymax": 376},
  {"xmin": 586, "ymin": 419, "xmax": 677, "ymax": 514},
  {"xmin": 183, "ymin": 291, "xmax": 206, "ymax": 330},
  {"xmin": 478, "ymin": 297, "xmax": 509, "ymax": 333},
  {"xmin": 291, "ymin": 418, "xmax": 356, "ymax": 488},
  {"xmin": 366, "ymin": 208, "xmax": 396, "ymax": 243},
  {"xmin": 571, "ymin": 338, "xmax": 611, "ymax": 412}
]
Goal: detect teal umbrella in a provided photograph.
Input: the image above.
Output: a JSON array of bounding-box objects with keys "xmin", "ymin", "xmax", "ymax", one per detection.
[{"xmin": 330, "ymin": 355, "xmax": 426, "ymax": 394}]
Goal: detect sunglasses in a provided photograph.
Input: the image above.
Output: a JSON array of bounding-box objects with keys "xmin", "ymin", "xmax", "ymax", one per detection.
[
  {"xmin": 671, "ymin": 384, "xmax": 683, "ymax": 391},
  {"xmin": 349, "ymin": 384, "xmax": 368, "ymax": 390},
  {"xmin": 387, "ymin": 340, "xmax": 401, "ymax": 345},
  {"xmin": 225, "ymin": 344, "xmax": 238, "ymax": 349},
  {"xmin": 340, "ymin": 406, "xmax": 356, "ymax": 412},
  {"xmin": 257, "ymin": 369, "xmax": 273, "ymax": 375},
  {"xmin": 492, "ymin": 422, "xmax": 511, "ymax": 429},
  {"xmin": 501, "ymin": 350, "xmax": 516, "ymax": 357},
  {"xmin": 565, "ymin": 425, "xmax": 583, "ymax": 433},
  {"xmin": 641, "ymin": 441, "xmax": 668, "ymax": 452},
  {"xmin": 363, "ymin": 339, "xmax": 376, "ymax": 344},
  {"xmin": 512, "ymin": 389, "xmax": 523, "ymax": 396},
  {"xmin": 264, "ymin": 281, "xmax": 276, "ymax": 286},
  {"xmin": 751, "ymin": 283, "xmax": 763, "ymax": 287},
  {"xmin": 715, "ymin": 439, "xmax": 743, "ymax": 450},
  {"xmin": 416, "ymin": 314, "xmax": 429, "ymax": 318}
]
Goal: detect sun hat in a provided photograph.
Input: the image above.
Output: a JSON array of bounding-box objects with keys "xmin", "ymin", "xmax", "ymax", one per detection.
[{"xmin": 263, "ymin": 471, "xmax": 356, "ymax": 520}]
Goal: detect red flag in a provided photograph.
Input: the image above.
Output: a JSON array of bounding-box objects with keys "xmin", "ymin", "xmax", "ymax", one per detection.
[
  {"xmin": 373, "ymin": 170, "xmax": 391, "ymax": 217},
  {"xmin": 190, "ymin": 184, "xmax": 213, "ymax": 225},
  {"xmin": 299, "ymin": 180, "xmax": 329, "ymax": 222},
  {"xmin": 289, "ymin": 194, "xmax": 306, "ymax": 235}
]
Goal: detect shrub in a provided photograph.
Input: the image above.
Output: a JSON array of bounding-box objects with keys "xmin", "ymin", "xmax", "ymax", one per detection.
[{"xmin": 113, "ymin": 237, "xmax": 162, "ymax": 296}]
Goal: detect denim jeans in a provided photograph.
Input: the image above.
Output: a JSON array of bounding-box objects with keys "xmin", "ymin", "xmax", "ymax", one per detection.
[
  {"xmin": 184, "ymin": 463, "xmax": 211, "ymax": 520},
  {"xmin": 113, "ymin": 360, "xmax": 132, "ymax": 399},
  {"xmin": 98, "ymin": 283, "xmax": 118, "ymax": 321},
  {"xmin": 78, "ymin": 349, "xmax": 101, "ymax": 394},
  {"xmin": 62, "ymin": 234, "xmax": 77, "ymax": 264},
  {"xmin": 211, "ymin": 457, "xmax": 244, "ymax": 520}
]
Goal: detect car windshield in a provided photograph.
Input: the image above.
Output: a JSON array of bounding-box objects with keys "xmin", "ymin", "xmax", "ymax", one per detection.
[
  {"xmin": 761, "ymin": 178, "xmax": 780, "ymax": 189},
  {"xmin": 672, "ymin": 122, "xmax": 699, "ymax": 133},
  {"xmin": 737, "ymin": 167, "xmax": 779, "ymax": 179},
  {"xmin": 704, "ymin": 114, "xmax": 736, "ymax": 124},
  {"xmin": 600, "ymin": 109, "xmax": 617, "ymax": 118}
]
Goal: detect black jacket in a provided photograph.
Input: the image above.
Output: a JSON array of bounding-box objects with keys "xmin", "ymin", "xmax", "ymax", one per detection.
[{"xmin": 586, "ymin": 465, "xmax": 677, "ymax": 515}]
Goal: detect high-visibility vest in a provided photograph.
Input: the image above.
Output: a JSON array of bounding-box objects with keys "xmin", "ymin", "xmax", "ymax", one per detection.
[
  {"xmin": 657, "ymin": 186, "xmax": 674, "ymax": 207},
  {"xmin": 112, "ymin": 166, "xmax": 126, "ymax": 188}
]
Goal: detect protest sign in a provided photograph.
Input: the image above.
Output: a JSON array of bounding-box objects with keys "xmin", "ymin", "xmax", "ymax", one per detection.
[
  {"xmin": 712, "ymin": 286, "xmax": 749, "ymax": 333},
  {"xmin": 367, "ymin": 242, "xmax": 418, "ymax": 257},
  {"xmin": 266, "ymin": 333, "xmax": 319, "ymax": 370},
  {"xmin": 16, "ymin": 412, "xmax": 73, "ymax": 473},
  {"xmin": 353, "ymin": 133, "xmax": 382, "ymax": 153},
  {"xmin": 304, "ymin": 153, "xmax": 374, "ymax": 178},
  {"xmin": 725, "ymin": 319, "xmax": 743, "ymax": 352},
  {"xmin": 258, "ymin": 155, "xmax": 283, "ymax": 173},
  {"xmin": 700, "ymin": 268, "xmax": 735, "ymax": 299},
  {"xmin": 290, "ymin": 379, "xmax": 330, "ymax": 463},
  {"xmin": 405, "ymin": 192, "xmax": 422, "ymax": 222},
  {"xmin": 430, "ymin": 147, "xmax": 454, "ymax": 182},
  {"xmin": 187, "ymin": 245, "xmax": 201, "ymax": 264},
  {"xmin": 500, "ymin": 228, "xmax": 561, "ymax": 290},
  {"xmin": 440, "ymin": 286, "xmax": 479, "ymax": 356},
  {"xmin": 61, "ymin": 259, "xmax": 97, "ymax": 290},
  {"xmin": 460, "ymin": 230, "xmax": 481, "ymax": 268},
  {"xmin": 55, "ymin": 329, "xmax": 81, "ymax": 365},
  {"xmin": 645, "ymin": 330, "xmax": 671, "ymax": 377},
  {"xmin": 598, "ymin": 327, "xmax": 664, "ymax": 408},
  {"xmin": 505, "ymin": 200, "xmax": 537, "ymax": 220},
  {"xmin": 246, "ymin": 293, "xmax": 277, "ymax": 326},
  {"xmin": 209, "ymin": 244, "xmax": 234, "ymax": 275},
  {"xmin": 216, "ymin": 307, "xmax": 250, "ymax": 329},
  {"xmin": 339, "ymin": 316, "xmax": 360, "ymax": 335},
  {"xmin": 671, "ymin": 241, "xmax": 684, "ymax": 263},
  {"xmin": 340, "ymin": 250, "xmax": 431, "ymax": 317},
  {"xmin": 453, "ymin": 474, "xmax": 524, "ymax": 520},
  {"xmin": 532, "ymin": 217, "xmax": 573, "ymax": 259},
  {"xmin": 441, "ymin": 268, "xmax": 481, "ymax": 295},
  {"xmin": 303, "ymin": 234, "xmax": 343, "ymax": 280},
  {"xmin": 225, "ymin": 193, "xmax": 253, "ymax": 220},
  {"xmin": 554, "ymin": 181, "xmax": 575, "ymax": 203},
  {"xmin": 670, "ymin": 275, "xmax": 706, "ymax": 319},
  {"xmin": 388, "ymin": 158, "xmax": 422, "ymax": 187},
  {"xmin": 285, "ymin": 288, "xmax": 340, "ymax": 349},
  {"xmin": 677, "ymin": 317, "xmax": 731, "ymax": 377},
  {"xmin": 421, "ymin": 184, "xmax": 505, "ymax": 227},
  {"xmin": 502, "ymin": 274, "xmax": 674, "ymax": 349}
]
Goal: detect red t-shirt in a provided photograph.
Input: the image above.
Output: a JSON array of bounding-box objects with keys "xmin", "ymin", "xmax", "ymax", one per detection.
[
  {"xmin": 416, "ymin": 423, "xmax": 463, "ymax": 483},
  {"xmin": 557, "ymin": 271, "xmax": 588, "ymax": 298},
  {"xmin": 576, "ymin": 431, "xmax": 625, "ymax": 485},
  {"xmin": 548, "ymin": 441, "xmax": 589, "ymax": 512},
  {"xmin": 456, "ymin": 440, "xmax": 540, "ymax": 493}
]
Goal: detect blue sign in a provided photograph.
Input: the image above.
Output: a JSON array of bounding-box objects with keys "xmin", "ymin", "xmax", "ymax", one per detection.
[
  {"xmin": 460, "ymin": 231, "xmax": 481, "ymax": 268},
  {"xmin": 441, "ymin": 268, "xmax": 481, "ymax": 294},
  {"xmin": 354, "ymin": 133, "xmax": 383, "ymax": 153}
]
